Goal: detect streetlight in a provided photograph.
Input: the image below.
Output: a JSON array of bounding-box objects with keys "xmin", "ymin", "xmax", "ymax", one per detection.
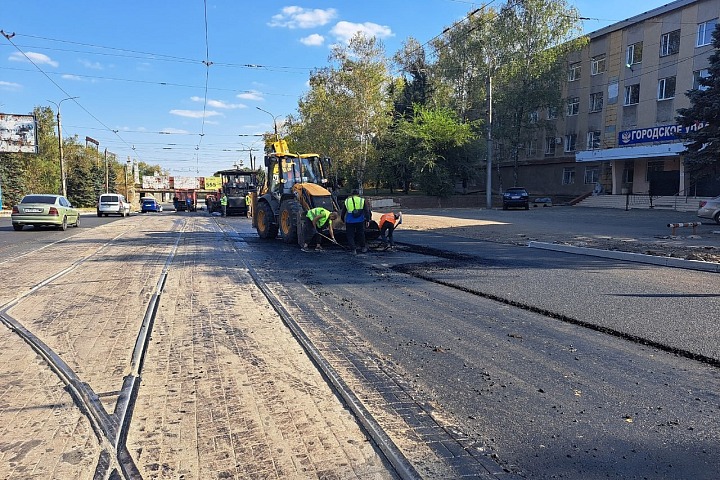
[
  {"xmin": 124, "ymin": 159, "xmax": 131, "ymax": 199},
  {"xmin": 255, "ymin": 106, "xmax": 282, "ymax": 140},
  {"xmin": 47, "ymin": 96, "xmax": 78, "ymax": 197},
  {"xmin": 239, "ymin": 141, "xmax": 260, "ymax": 171}
]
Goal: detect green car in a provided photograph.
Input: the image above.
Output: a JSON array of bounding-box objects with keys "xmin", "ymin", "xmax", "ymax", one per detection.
[{"xmin": 11, "ymin": 194, "xmax": 81, "ymax": 231}]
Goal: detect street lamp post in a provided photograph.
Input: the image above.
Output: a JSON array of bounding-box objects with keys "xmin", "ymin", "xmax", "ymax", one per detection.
[
  {"xmin": 124, "ymin": 159, "xmax": 131, "ymax": 199},
  {"xmin": 48, "ymin": 96, "xmax": 78, "ymax": 197},
  {"xmin": 239, "ymin": 142, "xmax": 259, "ymax": 171},
  {"xmin": 255, "ymin": 106, "xmax": 281, "ymax": 140}
]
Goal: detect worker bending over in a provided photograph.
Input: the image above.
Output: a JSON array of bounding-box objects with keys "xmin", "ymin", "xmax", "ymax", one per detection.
[
  {"xmin": 378, "ymin": 211, "xmax": 402, "ymax": 250},
  {"xmin": 302, "ymin": 207, "xmax": 338, "ymax": 252}
]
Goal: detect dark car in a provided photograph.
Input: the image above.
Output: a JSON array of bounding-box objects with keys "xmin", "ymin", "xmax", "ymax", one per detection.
[
  {"xmin": 141, "ymin": 197, "xmax": 163, "ymax": 213},
  {"xmin": 502, "ymin": 187, "xmax": 529, "ymax": 210}
]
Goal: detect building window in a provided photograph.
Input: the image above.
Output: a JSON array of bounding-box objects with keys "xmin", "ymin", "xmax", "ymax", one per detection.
[
  {"xmin": 697, "ymin": 19, "xmax": 718, "ymax": 47},
  {"xmin": 658, "ymin": 76, "xmax": 676, "ymax": 100},
  {"xmin": 584, "ymin": 166, "xmax": 600, "ymax": 184},
  {"xmin": 564, "ymin": 133, "xmax": 577, "ymax": 152},
  {"xmin": 589, "ymin": 92, "xmax": 603, "ymax": 112},
  {"xmin": 547, "ymin": 107, "xmax": 558, "ymax": 120},
  {"xmin": 587, "ymin": 130, "xmax": 601, "ymax": 150},
  {"xmin": 567, "ymin": 96, "xmax": 580, "ymax": 116},
  {"xmin": 529, "ymin": 110, "xmax": 539, "ymax": 124},
  {"xmin": 526, "ymin": 140, "xmax": 537, "ymax": 157},
  {"xmin": 660, "ymin": 30, "xmax": 680, "ymax": 56},
  {"xmin": 591, "ymin": 54, "xmax": 606, "ymax": 75},
  {"xmin": 694, "ymin": 69, "xmax": 710, "ymax": 90},
  {"xmin": 562, "ymin": 167, "xmax": 575, "ymax": 185},
  {"xmin": 545, "ymin": 136, "xmax": 556, "ymax": 156},
  {"xmin": 626, "ymin": 42, "xmax": 643, "ymax": 65},
  {"xmin": 624, "ymin": 84, "xmax": 640, "ymax": 106},
  {"xmin": 568, "ymin": 62, "xmax": 581, "ymax": 81}
]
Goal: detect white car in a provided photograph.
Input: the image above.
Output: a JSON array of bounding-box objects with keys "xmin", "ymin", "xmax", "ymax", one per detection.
[
  {"xmin": 97, "ymin": 193, "xmax": 131, "ymax": 217},
  {"xmin": 697, "ymin": 195, "xmax": 720, "ymax": 224}
]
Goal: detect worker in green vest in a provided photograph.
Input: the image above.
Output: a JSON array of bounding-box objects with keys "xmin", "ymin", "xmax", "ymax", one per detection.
[
  {"xmin": 340, "ymin": 189, "xmax": 370, "ymax": 254},
  {"xmin": 301, "ymin": 207, "xmax": 338, "ymax": 252},
  {"xmin": 220, "ymin": 193, "xmax": 228, "ymax": 217},
  {"xmin": 245, "ymin": 193, "xmax": 252, "ymax": 218}
]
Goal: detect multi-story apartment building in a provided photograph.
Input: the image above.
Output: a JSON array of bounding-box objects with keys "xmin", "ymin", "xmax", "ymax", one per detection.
[{"xmin": 501, "ymin": 0, "xmax": 719, "ymax": 198}]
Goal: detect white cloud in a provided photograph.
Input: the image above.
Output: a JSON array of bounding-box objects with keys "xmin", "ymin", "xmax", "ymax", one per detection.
[
  {"xmin": 161, "ymin": 128, "xmax": 189, "ymax": 134},
  {"xmin": 236, "ymin": 90, "xmax": 264, "ymax": 101},
  {"xmin": 269, "ymin": 6, "xmax": 337, "ymax": 29},
  {"xmin": 330, "ymin": 21, "xmax": 393, "ymax": 44},
  {"xmin": 169, "ymin": 109, "xmax": 222, "ymax": 119},
  {"xmin": 79, "ymin": 59, "xmax": 103, "ymax": 70},
  {"xmin": 190, "ymin": 96, "xmax": 246, "ymax": 109},
  {"xmin": 61, "ymin": 74, "xmax": 84, "ymax": 81},
  {"xmin": 0, "ymin": 80, "xmax": 22, "ymax": 91},
  {"xmin": 8, "ymin": 51, "xmax": 58, "ymax": 67},
  {"xmin": 300, "ymin": 33, "xmax": 325, "ymax": 46}
]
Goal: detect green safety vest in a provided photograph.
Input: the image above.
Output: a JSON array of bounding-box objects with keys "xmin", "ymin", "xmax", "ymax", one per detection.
[
  {"xmin": 220, "ymin": 196, "xmax": 228, "ymax": 206},
  {"xmin": 307, "ymin": 207, "xmax": 330, "ymax": 228},
  {"xmin": 344, "ymin": 196, "xmax": 365, "ymax": 218}
]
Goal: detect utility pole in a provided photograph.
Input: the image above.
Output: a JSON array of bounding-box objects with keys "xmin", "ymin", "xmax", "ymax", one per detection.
[
  {"xmin": 48, "ymin": 96, "xmax": 78, "ymax": 197},
  {"xmin": 104, "ymin": 148, "xmax": 109, "ymax": 193},
  {"xmin": 486, "ymin": 74, "xmax": 493, "ymax": 210}
]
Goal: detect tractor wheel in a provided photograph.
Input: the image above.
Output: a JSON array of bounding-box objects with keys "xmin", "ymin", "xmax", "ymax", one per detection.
[
  {"xmin": 255, "ymin": 201, "xmax": 278, "ymax": 239},
  {"xmin": 279, "ymin": 200, "xmax": 301, "ymax": 244}
]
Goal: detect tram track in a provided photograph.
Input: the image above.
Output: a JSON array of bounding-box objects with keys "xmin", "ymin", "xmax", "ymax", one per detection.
[
  {"xmin": 0, "ymin": 218, "xmax": 187, "ymax": 479},
  {"xmin": 217, "ymin": 223, "xmax": 516, "ymax": 479}
]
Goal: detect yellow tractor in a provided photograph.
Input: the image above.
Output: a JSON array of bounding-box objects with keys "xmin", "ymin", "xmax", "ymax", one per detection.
[{"xmin": 252, "ymin": 139, "xmax": 379, "ymax": 245}]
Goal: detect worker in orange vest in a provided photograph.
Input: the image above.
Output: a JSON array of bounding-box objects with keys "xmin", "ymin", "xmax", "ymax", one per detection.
[{"xmin": 378, "ymin": 211, "xmax": 402, "ymax": 250}]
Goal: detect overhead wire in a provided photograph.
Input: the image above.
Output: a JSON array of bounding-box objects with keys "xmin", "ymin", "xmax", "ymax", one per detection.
[{"xmin": 1, "ymin": 29, "xmax": 144, "ymax": 164}]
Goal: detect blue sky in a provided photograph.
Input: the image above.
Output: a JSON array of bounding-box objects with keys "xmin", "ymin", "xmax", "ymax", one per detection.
[{"xmin": 1, "ymin": 0, "xmax": 670, "ymax": 177}]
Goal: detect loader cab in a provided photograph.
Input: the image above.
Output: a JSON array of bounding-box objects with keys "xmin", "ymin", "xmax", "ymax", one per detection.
[{"xmin": 265, "ymin": 153, "xmax": 327, "ymax": 196}]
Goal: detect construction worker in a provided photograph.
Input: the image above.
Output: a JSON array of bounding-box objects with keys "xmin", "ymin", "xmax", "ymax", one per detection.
[
  {"xmin": 220, "ymin": 193, "xmax": 228, "ymax": 217},
  {"xmin": 378, "ymin": 211, "xmax": 402, "ymax": 250},
  {"xmin": 341, "ymin": 189, "xmax": 370, "ymax": 254},
  {"xmin": 301, "ymin": 207, "xmax": 338, "ymax": 252},
  {"xmin": 245, "ymin": 193, "xmax": 252, "ymax": 218}
]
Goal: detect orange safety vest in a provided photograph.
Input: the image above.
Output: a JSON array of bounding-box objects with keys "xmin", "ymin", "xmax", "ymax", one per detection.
[{"xmin": 378, "ymin": 212, "xmax": 396, "ymax": 230}]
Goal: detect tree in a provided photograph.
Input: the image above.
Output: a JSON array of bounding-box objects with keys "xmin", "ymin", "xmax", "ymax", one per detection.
[
  {"xmin": 397, "ymin": 105, "xmax": 476, "ymax": 196},
  {"xmin": 290, "ymin": 33, "xmax": 392, "ymax": 192},
  {"xmin": 676, "ymin": 24, "xmax": 720, "ymax": 175},
  {"xmin": 0, "ymin": 154, "xmax": 27, "ymax": 207},
  {"xmin": 490, "ymin": 0, "xmax": 585, "ymax": 187}
]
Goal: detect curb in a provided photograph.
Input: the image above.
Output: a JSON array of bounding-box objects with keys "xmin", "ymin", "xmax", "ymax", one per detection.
[{"xmin": 528, "ymin": 241, "xmax": 720, "ymax": 273}]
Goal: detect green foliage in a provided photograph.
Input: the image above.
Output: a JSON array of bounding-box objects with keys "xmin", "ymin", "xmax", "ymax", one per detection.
[
  {"xmin": 285, "ymin": 0, "xmax": 583, "ymax": 196},
  {"xmin": 288, "ymin": 33, "xmax": 392, "ymax": 192},
  {"xmin": 676, "ymin": 24, "xmax": 720, "ymax": 171},
  {"xmin": 0, "ymin": 154, "xmax": 27, "ymax": 207}
]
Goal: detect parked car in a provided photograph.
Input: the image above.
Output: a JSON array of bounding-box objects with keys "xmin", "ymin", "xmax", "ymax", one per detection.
[
  {"xmin": 97, "ymin": 193, "xmax": 131, "ymax": 217},
  {"xmin": 698, "ymin": 195, "xmax": 720, "ymax": 224},
  {"xmin": 502, "ymin": 187, "xmax": 530, "ymax": 210},
  {"xmin": 141, "ymin": 197, "xmax": 163, "ymax": 213},
  {"xmin": 11, "ymin": 194, "xmax": 80, "ymax": 231}
]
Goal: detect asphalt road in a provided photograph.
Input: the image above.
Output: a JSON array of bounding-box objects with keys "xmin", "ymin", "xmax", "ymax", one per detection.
[
  {"xmin": 229, "ymin": 206, "xmax": 720, "ymax": 480},
  {"xmin": 1, "ymin": 207, "xmax": 717, "ymax": 479}
]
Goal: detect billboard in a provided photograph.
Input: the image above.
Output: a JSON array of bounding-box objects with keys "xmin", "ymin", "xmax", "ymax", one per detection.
[
  {"xmin": 0, "ymin": 113, "xmax": 38, "ymax": 153},
  {"xmin": 172, "ymin": 176, "xmax": 199, "ymax": 189},
  {"xmin": 204, "ymin": 176, "xmax": 222, "ymax": 191},
  {"xmin": 142, "ymin": 175, "xmax": 171, "ymax": 190}
]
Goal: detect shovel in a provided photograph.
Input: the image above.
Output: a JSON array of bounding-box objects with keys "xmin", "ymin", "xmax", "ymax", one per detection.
[{"xmin": 317, "ymin": 231, "xmax": 347, "ymax": 250}]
